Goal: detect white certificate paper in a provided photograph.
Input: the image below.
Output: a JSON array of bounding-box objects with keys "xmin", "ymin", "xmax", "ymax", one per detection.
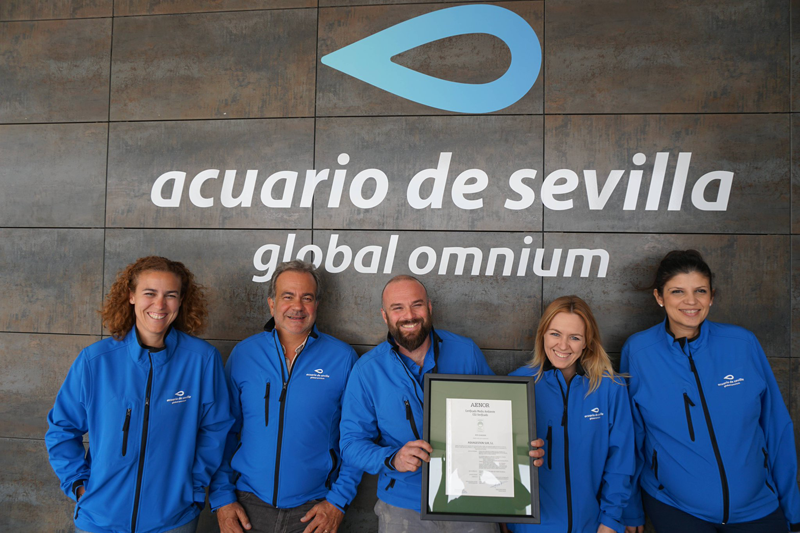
[{"xmin": 445, "ymin": 398, "xmax": 514, "ymax": 498}]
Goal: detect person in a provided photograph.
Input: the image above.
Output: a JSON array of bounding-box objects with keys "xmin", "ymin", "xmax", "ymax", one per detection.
[
  {"xmin": 507, "ymin": 296, "xmax": 634, "ymax": 533},
  {"xmin": 45, "ymin": 256, "xmax": 233, "ymax": 533},
  {"xmin": 339, "ymin": 274, "xmax": 545, "ymax": 532},
  {"xmin": 621, "ymin": 250, "xmax": 800, "ymax": 533},
  {"xmin": 209, "ymin": 260, "xmax": 361, "ymax": 533}
]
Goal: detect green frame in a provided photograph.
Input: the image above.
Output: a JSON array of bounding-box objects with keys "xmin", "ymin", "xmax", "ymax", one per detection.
[{"xmin": 420, "ymin": 374, "xmax": 540, "ymax": 524}]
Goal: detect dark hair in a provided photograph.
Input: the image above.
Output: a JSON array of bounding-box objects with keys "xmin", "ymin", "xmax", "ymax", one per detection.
[
  {"xmin": 651, "ymin": 250, "xmax": 714, "ymax": 295},
  {"xmin": 268, "ymin": 260, "xmax": 322, "ymax": 301},
  {"xmin": 102, "ymin": 256, "xmax": 208, "ymax": 339}
]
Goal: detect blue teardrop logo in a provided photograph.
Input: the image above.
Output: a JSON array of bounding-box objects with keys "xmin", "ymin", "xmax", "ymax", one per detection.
[{"xmin": 321, "ymin": 4, "xmax": 541, "ymax": 114}]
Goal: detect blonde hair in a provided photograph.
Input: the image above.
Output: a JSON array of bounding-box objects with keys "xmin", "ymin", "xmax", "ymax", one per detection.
[{"xmin": 528, "ymin": 295, "xmax": 622, "ymax": 394}]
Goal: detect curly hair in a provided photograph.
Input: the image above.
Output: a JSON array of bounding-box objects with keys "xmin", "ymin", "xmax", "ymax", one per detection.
[
  {"xmin": 528, "ymin": 295, "xmax": 622, "ymax": 394},
  {"xmin": 102, "ymin": 256, "xmax": 208, "ymax": 340}
]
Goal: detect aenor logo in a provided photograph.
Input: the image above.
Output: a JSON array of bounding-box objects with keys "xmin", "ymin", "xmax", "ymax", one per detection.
[
  {"xmin": 717, "ymin": 374, "xmax": 744, "ymax": 388},
  {"xmin": 321, "ymin": 5, "xmax": 541, "ymax": 113}
]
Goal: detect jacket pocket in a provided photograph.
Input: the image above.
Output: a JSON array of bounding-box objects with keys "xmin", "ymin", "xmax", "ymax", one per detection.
[
  {"xmin": 122, "ymin": 408, "xmax": 131, "ymax": 456},
  {"xmin": 545, "ymin": 425, "xmax": 552, "ymax": 470},
  {"xmin": 385, "ymin": 477, "xmax": 396, "ymax": 491},
  {"xmin": 264, "ymin": 382, "xmax": 270, "ymax": 426},
  {"xmin": 325, "ymin": 449, "xmax": 338, "ymax": 489},
  {"xmin": 651, "ymin": 449, "xmax": 664, "ymax": 490},
  {"xmin": 763, "ymin": 448, "xmax": 775, "ymax": 493},
  {"xmin": 404, "ymin": 399, "xmax": 420, "ymax": 440},
  {"xmin": 683, "ymin": 393, "xmax": 695, "ymax": 442}
]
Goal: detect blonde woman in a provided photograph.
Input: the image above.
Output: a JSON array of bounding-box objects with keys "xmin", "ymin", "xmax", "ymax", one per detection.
[{"xmin": 508, "ymin": 296, "xmax": 634, "ymax": 533}]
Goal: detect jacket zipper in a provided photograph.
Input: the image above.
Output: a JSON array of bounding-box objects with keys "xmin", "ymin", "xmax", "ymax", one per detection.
[
  {"xmin": 687, "ymin": 352, "xmax": 730, "ymax": 524},
  {"xmin": 326, "ymin": 449, "xmax": 338, "ymax": 489},
  {"xmin": 545, "ymin": 425, "xmax": 552, "ymax": 470},
  {"xmin": 557, "ymin": 377, "xmax": 573, "ymax": 533},
  {"xmin": 122, "ymin": 408, "xmax": 132, "ymax": 456},
  {"xmin": 683, "ymin": 393, "xmax": 695, "ymax": 441},
  {"xmin": 272, "ymin": 334, "xmax": 300, "ymax": 508},
  {"xmin": 130, "ymin": 353, "xmax": 154, "ymax": 533},
  {"xmin": 763, "ymin": 448, "xmax": 775, "ymax": 493},
  {"xmin": 404, "ymin": 399, "xmax": 421, "ymax": 440},
  {"xmin": 264, "ymin": 382, "xmax": 270, "ymax": 426}
]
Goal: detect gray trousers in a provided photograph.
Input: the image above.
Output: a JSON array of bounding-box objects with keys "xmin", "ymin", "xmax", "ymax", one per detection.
[
  {"xmin": 375, "ymin": 499, "xmax": 500, "ymax": 533},
  {"xmin": 237, "ymin": 490, "xmax": 319, "ymax": 533}
]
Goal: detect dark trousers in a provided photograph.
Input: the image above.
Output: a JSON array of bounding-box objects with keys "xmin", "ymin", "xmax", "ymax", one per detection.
[
  {"xmin": 236, "ymin": 490, "xmax": 319, "ymax": 533},
  {"xmin": 643, "ymin": 490, "xmax": 787, "ymax": 533}
]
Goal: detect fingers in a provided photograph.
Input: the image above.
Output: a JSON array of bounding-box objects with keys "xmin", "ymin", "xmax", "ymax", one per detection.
[
  {"xmin": 393, "ymin": 440, "xmax": 433, "ymax": 473},
  {"xmin": 300, "ymin": 501, "xmax": 343, "ymax": 533},
  {"xmin": 529, "ymin": 439, "xmax": 545, "ymax": 468},
  {"xmin": 217, "ymin": 502, "xmax": 251, "ymax": 533}
]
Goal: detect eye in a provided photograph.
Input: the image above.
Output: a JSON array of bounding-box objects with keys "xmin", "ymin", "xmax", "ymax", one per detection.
[
  {"xmin": 570, "ymin": 336, "xmax": 581, "ymax": 341},
  {"xmin": 303, "ymin": 296, "xmax": 314, "ymax": 302},
  {"xmin": 697, "ymin": 289, "xmax": 707, "ymax": 294},
  {"xmin": 671, "ymin": 289, "xmax": 683, "ymax": 295},
  {"xmin": 550, "ymin": 332, "xmax": 560, "ymax": 337}
]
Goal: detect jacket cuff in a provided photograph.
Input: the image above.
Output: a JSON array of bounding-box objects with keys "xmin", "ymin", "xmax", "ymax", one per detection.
[
  {"xmin": 71, "ymin": 479, "xmax": 87, "ymax": 501},
  {"xmin": 599, "ymin": 515, "xmax": 624, "ymax": 533},
  {"xmin": 209, "ymin": 490, "xmax": 238, "ymax": 512},
  {"xmin": 325, "ymin": 494, "xmax": 349, "ymax": 514}
]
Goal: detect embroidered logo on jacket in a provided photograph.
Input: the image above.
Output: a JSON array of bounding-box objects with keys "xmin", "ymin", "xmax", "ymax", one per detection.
[
  {"xmin": 306, "ymin": 368, "xmax": 331, "ymax": 380},
  {"xmin": 167, "ymin": 390, "xmax": 192, "ymax": 404},
  {"xmin": 717, "ymin": 375, "xmax": 744, "ymax": 388},
  {"xmin": 584, "ymin": 407, "xmax": 604, "ymax": 420}
]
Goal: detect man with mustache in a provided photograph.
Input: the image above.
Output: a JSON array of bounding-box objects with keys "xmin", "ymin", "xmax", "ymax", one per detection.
[
  {"xmin": 339, "ymin": 275, "xmax": 544, "ymax": 532},
  {"xmin": 210, "ymin": 261, "xmax": 361, "ymax": 533}
]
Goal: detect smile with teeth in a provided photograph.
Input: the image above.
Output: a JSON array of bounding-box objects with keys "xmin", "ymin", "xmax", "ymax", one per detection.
[
  {"xmin": 551, "ymin": 349, "xmax": 573, "ymax": 359},
  {"xmin": 680, "ymin": 309, "xmax": 700, "ymax": 316},
  {"xmin": 147, "ymin": 312, "xmax": 167, "ymax": 320}
]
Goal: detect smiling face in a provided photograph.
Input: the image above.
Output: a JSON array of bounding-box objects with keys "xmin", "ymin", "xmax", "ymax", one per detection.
[
  {"xmin": 543, "ymin": 312, "xmax": 586, "ymax": 382},
  {"xmin": 129, "ymin": 270, "xmax": 182, "ymax": 348},
  {"xmin": 268, "ymin": 270, "xmax": 319, "ymax": 342},
  {"xmin": 381, "ymin": 278, "xmax": 433, "ymax": 358},
  {"xmin": 654, "ymin": 271, "xmax": 714, "ymax": 339}
]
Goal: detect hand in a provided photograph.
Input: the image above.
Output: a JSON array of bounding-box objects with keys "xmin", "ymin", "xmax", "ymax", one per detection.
[
  {"xmin": 598, "ymin": 525, "xmax": 616, "ymax": 533},
  {"xmin": 499, "ymin": 524, "xmax": 511, "ymax": 533},
  {"xmin": 76, "ymin": 485, "xmax": 85, "ymax": 501},
  {"xmin": 392, "ymin": 440, "xmax": 433, "ymax": 473},
  {"xmin": 300, "ymin": 500, "xmax": 344, "ymax": 533},
  {"xmin": 624, "ymin": 527, "xmax": 645, "ymax": 533},
  {"xmin": 217, "ymin": 501, "xmax": 252, "ymax": 533},
  {"xmin": 528, "ymin": 439, "xmax": 545, "ymax": 467}
]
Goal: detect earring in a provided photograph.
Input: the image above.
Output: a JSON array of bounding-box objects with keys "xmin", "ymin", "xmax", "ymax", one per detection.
[{"xmin": 659, "ymin": 304, "xmax": 663, "ymax": 307}]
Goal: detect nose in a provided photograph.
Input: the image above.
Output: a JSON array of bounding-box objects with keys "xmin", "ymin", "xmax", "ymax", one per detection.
[
  {"xmin": 684, "ymin": 291, "xmax": 697, "ymax": 304},
  {"xmin": 557, "ymin": 336, "xmax": 569, "ymax": 349}
]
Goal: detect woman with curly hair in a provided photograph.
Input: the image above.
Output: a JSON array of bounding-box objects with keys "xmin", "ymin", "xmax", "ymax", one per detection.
[
  {"xmin": 507, "ymin": 296, "xmax": 635, "ymax": 533},
  {"xmin": 46, "ymin": 256, "xmax": 234, "ymax": 533}
]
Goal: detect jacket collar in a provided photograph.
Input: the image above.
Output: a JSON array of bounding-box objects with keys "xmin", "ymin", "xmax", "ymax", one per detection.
[
  {"xmin": 125, "ymin": 327, "xmax": 179, "ymax": 367},
  {"xmin": 662, "ymin": 317, "xmax": 708, "ymax": 351},
  {"xmin": 541, "ymin": 358, "xmax": 587, "ymax": 377}
]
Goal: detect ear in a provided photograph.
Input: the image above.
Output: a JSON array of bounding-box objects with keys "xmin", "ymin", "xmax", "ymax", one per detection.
[
  {"xmin": 381, "ymin": 308, "xmax": 389, "ymax": 326},
  {"xmin": 710, "ymin": 289, "xmax": 715, "ymax": 306},
  {"xmin": 653, "ymin": 288, "xmax": 664, "ymax": 308},
  {"xmin": 129, "ymin": 291, "xmax": 135, "ymax": 305},
  {"xmin": 267, "ymin": 297, "xmax": 275, "ymax": 317},
  {"xmin": 427, "ymin": 300, "xmax": 433, "ymax": 315}
]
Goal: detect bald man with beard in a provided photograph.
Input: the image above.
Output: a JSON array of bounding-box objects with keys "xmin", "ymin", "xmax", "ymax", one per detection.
[{"xmin": 338, "ymin": 275, "xmax": 544, "ymax": 532}]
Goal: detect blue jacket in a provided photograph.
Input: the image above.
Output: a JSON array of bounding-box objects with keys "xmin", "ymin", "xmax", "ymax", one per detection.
[
  {"xmin": 45, "ymin": 328, "xmax": 233, "ymax": 533},
  {"xmin": 339, "ymin": 328, "xmax": 494, "ymax": 511},
  {"xmin": 209, "ymin": 320, "xmax": 361, "ymax": 512},
  {"xmin": 508, "ymin": 364, "xmax": 634, "ymax": 533},
  {"xmin": 621, "ymin": 320, "xmax": 800, "ymax": 529}
]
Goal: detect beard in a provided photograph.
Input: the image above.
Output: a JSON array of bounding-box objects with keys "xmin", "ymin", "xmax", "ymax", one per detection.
[{"xmin": 389, "ymin": 316, "xmax": 433, "ymax": 353}]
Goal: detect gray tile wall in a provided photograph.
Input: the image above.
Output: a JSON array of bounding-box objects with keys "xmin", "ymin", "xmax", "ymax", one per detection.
[{"xmin": 0, "ymin": 1, "xmax": 796, "ymax": 532}]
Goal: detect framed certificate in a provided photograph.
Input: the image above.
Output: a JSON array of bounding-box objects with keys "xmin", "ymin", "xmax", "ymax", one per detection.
[{"xmin": 420, "ymin": 374, "xmax": 539, "ymax": 524}]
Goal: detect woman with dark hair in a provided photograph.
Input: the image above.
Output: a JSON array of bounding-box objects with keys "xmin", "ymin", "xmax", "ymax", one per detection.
[
  {"xmin": 46, "ymin": 256, "xmax": 234, "ymax": 533},
  {"xmin": 508, "ymin": 295, "xmax": 634, "ymax": 533},
  {"xmin": 622, "ymin": 250, "xmax": 800, "ymax": 533}
]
